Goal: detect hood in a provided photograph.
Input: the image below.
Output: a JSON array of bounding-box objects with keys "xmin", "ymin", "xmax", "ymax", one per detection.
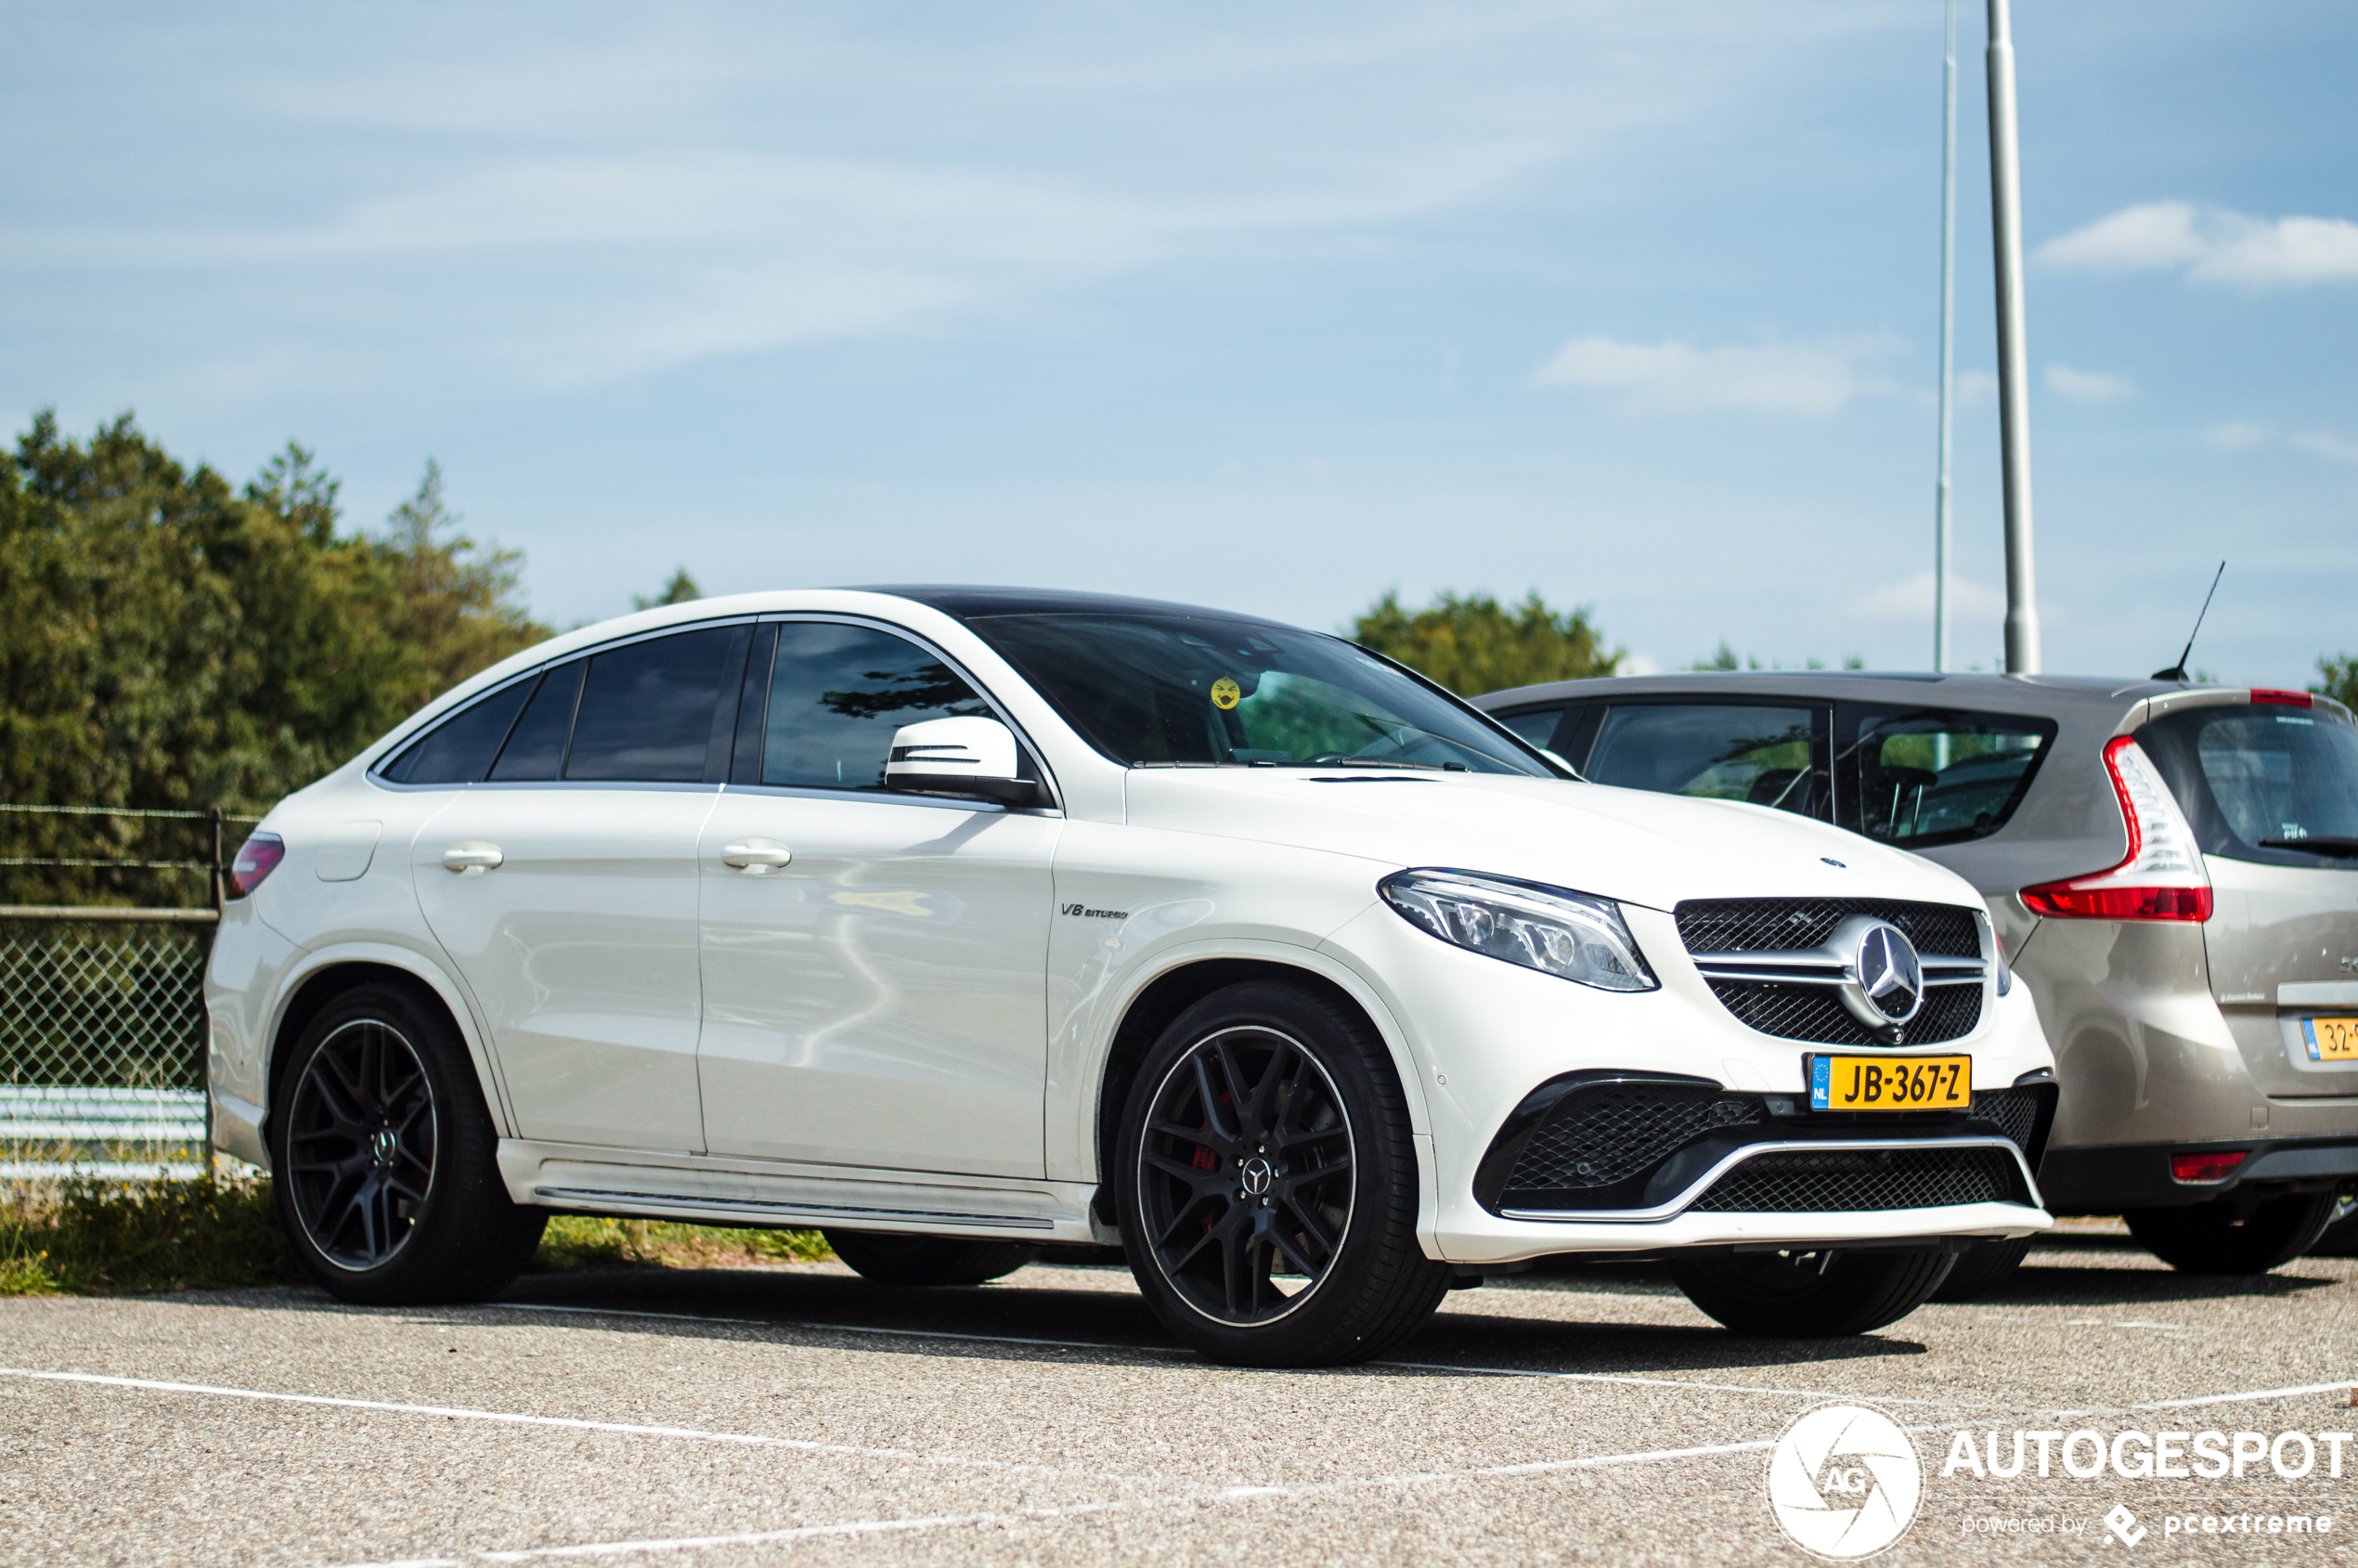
[{"xmin": 1121, "ymin": 769, "xmax": 1980, "ymax": 914}]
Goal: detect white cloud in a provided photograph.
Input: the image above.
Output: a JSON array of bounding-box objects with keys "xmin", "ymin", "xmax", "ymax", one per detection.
[
  {"xmin": 2039, "ymin": 201, "xmax": 2358, "ymax": 288},
  {"xmin": 2206, "ymin": 421, "xmax": 2271, "ymax": 451},
  {"xmin": 1850, "ymin": 571, "xmax": 2005, "ymax": 621},
  {"xmin": 2292, "ymin": 432, "xmax": 2358, "ymax": 465},
  {"xmin": 2044, "ymin": 364, "xmax": 2134, "ymax": 403},
  {"xmin": 1529, "ymin": 333, "xmax": 1902, "ymax": 417},
  {"xmin": 1955, "ymin": 370, "xmax": 1998, "ymax": 407}
]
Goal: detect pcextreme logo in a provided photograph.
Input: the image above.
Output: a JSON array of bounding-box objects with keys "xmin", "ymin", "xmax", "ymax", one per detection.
[{"xmin": 1768, "ymin": 1404, "xmax": 1924, "ymax": 1560}]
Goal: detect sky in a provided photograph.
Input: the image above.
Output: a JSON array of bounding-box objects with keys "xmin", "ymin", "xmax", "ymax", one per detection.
[{"xmin": 3, "ymin": 1, "xmax": 2352, "ymax": 683}]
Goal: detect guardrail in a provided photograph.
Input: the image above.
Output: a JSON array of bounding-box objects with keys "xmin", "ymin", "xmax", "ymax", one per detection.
[{"xmin": 0, "ymin": 1085, "xmax": 210, "ymax": 1179}]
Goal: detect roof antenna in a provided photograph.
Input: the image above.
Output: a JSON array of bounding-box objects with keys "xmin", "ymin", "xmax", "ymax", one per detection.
[{"xmin": 2151, "ymin": 561, "xmax": 2224, "ymax": 682}]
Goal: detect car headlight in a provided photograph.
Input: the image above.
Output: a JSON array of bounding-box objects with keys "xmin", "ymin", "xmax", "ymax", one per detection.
[{"xmin": 1378, "ymin": 868, "xmax": 1657, "ymax": 991}]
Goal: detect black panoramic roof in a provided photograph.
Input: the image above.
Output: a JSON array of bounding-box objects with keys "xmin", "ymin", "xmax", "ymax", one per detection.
[{"xmin": 851, "ymin": 585, "xmax": 1298, "ymax": 629}]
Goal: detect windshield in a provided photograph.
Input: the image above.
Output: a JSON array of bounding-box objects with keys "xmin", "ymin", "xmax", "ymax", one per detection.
[
  {"xmin": 2141, "ymin": 704, "xmax": 2358, "ymax": 867},
  {"xmin": 966, "ymin": 613, "xmax": 1558, "ymax": 775}
]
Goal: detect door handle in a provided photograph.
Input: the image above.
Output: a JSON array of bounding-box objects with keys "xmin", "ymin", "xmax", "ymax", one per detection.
[
  {"xmin": 722, "ymin": 838, "xmax": 793, "ymax": 874},
  {"xmin": 442, "ymin": 841, "xmax": 504, "ymax": 874}
]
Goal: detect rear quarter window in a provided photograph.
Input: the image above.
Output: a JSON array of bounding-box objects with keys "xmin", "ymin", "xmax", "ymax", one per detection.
[
  {"xmin": 1833, "ymin": 703, "xmax": 2057, "ymax": 849},
  {"xmin": 2139, "ymin": 705, "xmax": 2358, "ymax": 868}
]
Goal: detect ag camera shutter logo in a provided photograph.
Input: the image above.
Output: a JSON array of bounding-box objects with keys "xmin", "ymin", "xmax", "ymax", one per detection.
[{"xmin": 1768, "ymin": 1404, "xmax": 1924, "ymax": 1559}]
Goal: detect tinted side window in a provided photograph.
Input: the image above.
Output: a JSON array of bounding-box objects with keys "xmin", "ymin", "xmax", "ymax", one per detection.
[
  {"xmin": 489, "ymin": 662, "xmax": 585, "ymax": 782},
  {"xmin": 1494, "ymin": 707, "xmax": 1565, "ymax": 750},
  {"xmin": 380, "ymin": 678, "xmax": 535, "ymax": 784},
  {"xmin": 566, "ymin": 627, "xmax": 747, "ymax": 783},
  {"xmin": 1587, "ymin": 703, "xmax": 1829, "ymax": 819},
  {"xmin": 1833, "ymin": 704, "xmax": 2057, "ymax": 848},
  {"xmin": 762, "ymin": 622, "xmax": 991, "ymax": 790}
]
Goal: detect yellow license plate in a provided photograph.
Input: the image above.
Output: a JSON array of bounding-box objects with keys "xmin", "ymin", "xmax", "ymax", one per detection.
[
  {"xmin": 2303, "ymin": 1017, "xmax": 2358, "ymax": 1062},
  {"xmin": 1808, "ymin": 1054, "xmax": 1971, "ymax": 1111}
]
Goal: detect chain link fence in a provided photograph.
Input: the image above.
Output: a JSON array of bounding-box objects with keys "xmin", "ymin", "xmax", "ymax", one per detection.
[{"xmin": 1, "ymin": 805, "xmax": 256, "ymax": 1180}]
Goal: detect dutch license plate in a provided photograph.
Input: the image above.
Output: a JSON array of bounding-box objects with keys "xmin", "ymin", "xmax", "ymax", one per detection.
[
  {"xmin": 2303, "ymin": 1017, "xmax": 2358, "ymax": 1062},
  {"xmin": 1809, "ymin": 1054, "xmax": 1971, "ymax": 1111}
]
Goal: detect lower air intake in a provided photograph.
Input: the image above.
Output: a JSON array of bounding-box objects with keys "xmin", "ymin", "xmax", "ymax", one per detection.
[{"xmin": 1691, "ymin": 1146, "xmax": 2027, "ymax": 1213}]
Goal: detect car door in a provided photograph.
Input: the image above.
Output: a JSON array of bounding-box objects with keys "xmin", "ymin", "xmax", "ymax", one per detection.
[
  {"xmin": 696, "ymin": 618, "xmax": 1061, "ymax": 1178},
  {"xmin": 411, "ymin": 622, "xmax": 751, "ymax": 1152},
  {"xmin": 1575, "ymin": 696, "xmax": 1833, "ymax": 820}
]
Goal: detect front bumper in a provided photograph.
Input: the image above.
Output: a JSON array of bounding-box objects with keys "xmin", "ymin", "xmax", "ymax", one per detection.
[
  {"xmin": 1318, "ymin": 899, "xmax": 2059, "ymax": 1265},
  {"xmin": 1434, "ymin": 1199, "xmax": 2049, "ymax": 1267}
]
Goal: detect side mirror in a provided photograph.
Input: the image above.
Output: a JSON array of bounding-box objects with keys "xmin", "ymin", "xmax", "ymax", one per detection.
[{"xmin": 884, "ymin": 717, "xmax": 1042, "ymax": 807}]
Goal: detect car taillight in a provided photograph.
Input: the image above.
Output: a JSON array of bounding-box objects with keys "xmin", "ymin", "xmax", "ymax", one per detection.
[
  {"xmin": 2170, "ymin": 1149, "xmax": 2247, "ymax": 1184},
  {"xmin": 227, "ymin": 832, "xmax": 285, "ymax": 898},
  {"xmin": 2249, "ymin": 688, "xmax": 2313, "ymax": 707},
  {"xmin": 2019, "ymin": 735, "xmax": 2212, "ymax": 922}
]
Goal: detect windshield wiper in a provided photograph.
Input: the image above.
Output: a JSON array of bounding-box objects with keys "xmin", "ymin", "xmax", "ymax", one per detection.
[
  {"xmin": 1274, "ymin": 757, "xmax": 1457, "ymax": 771},
  {"xmin": 2260, "ymin": 836, "xmax": 2358, "ymax": 859}
]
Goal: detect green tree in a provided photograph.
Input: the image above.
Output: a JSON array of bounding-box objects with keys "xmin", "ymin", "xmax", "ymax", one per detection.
[
  {"xmin": 2315, "ymin": 654, "xmax": 2358, "ymax": 712},
  {"xmin": 1351, "ymin": 590, "xmax": 1622, "ymax": 697},
  {"xmin": 636, "ymin": 567, "xmax": 701, "ymax": 609},
  {"xmin": 378, "ymin": 460, "xmax": 548, "ymax": 706},
  {"xmin": 0, "ymin": 413, "xmax": 544, "ymax": 904}
]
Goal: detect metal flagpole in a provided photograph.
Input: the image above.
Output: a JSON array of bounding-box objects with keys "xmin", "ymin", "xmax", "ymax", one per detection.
[
  {"xmin": 1986, "ymin": 0, "xmax": 2041, "ymax": 674},
  {"xmin": 1934, "ymin": 0, "xmax": 1957, "ymax": 675}
]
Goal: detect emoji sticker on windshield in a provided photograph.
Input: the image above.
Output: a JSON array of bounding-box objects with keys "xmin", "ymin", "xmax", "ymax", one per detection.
[{"xmin": 1211, "ymin": 678, "xmax": 1242, "ymax": 710}]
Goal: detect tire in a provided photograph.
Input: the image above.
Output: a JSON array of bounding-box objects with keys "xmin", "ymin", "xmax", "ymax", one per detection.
[
  {"xmin": 269, "ymin": 981, "xmax": 546, "ymax": 1305},
  {"xmin": 2125, "ymin": 1190, "xmax": 2339, "ymax": 1275},
  {"xmin": 823, "ymin": 1230, "xmax": 1041, "ymax": 1286},
  {"xmin": 2310, "ymin": 1195, "xmax": 2358, "ymax": 1258},
  {"xmin": 1929, "ymin": 1236, "xmax": 2035, "ymax": 1302},
  {"xmin": 1670, "ymin": 1249, "xmax": 1957, "ymax": 1337},
  {"xmin": 1115, "ymin": 979, "xmax": 1452, "ymax": 1367}
]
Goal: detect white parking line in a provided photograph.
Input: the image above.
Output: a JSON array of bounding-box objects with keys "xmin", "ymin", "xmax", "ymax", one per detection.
[
  {"xmin": 0, "ymin": 1367, "xmax": 1099, "ymax": 1480},
  {"xmin": 307, "ymin": 1437, "xmax": 1788, "ymax": 1567},
  {"xmin": 2133, "ymin": 1378, "xmax": 2358, "ymax": 1411}
]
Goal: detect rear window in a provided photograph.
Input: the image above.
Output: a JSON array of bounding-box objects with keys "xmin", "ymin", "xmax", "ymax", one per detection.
[
  {"xmin": 1833, "ymin": 704, "xmax": 2056, "ymax": 849},
  {"xmin": 2139, "ymin": 705, "xmax": 2358, "ymax": 868}
]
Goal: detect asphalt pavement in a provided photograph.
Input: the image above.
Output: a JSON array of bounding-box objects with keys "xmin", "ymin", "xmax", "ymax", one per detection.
[{"xmin": 4, "ymin": 1225, "xmax": 2354, "ymax": 1566}]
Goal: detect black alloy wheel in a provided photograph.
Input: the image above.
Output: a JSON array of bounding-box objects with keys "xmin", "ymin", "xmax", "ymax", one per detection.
[
  {"xmin": 1117, "ymin": 980, "xmax": 1451, "ymax": 1366},
  {"xmin": 283, "ymin": 1017, "xmax": 439, "ymax": 1270},
  {"xmin": 1137, "ymin": 1022, "xmax": 1354, "ymax": 1326},
  {"xmin": 270, "ymin": 982, "xmax": 546, "ymax": 1304},
  {"xmin": 1670, "ymin": 1247, "xmax": 1958, "ymax": 1337}
]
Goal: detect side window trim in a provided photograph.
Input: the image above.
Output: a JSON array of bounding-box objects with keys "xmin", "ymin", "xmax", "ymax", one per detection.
[
  {"xmin": 729, "ymin": 623, "xmax": 780, "ymax": 786},
  {"xmin": 746, "ymin": 612, "xmax": 1061, "ymax": 810},
  {"xmin": 365, "ymin": 614, "xmax": 767, "ymax": 786}
]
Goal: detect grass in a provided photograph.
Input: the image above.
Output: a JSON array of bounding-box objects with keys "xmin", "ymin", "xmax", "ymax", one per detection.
[
  {"xmin": 0, "ymin": 1174, "xmax": 832, "ymax": 1295},
  {"xmin": 530, "ymin": 1215, "xmax": 832, "ymax": 1272},
  {"xmin": 0, "ymin": 1174, "xmax": 295, "ymax": 1295}
]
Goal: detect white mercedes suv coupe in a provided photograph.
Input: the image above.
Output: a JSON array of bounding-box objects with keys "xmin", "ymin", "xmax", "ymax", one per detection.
[{"xmin": 206, "ymin": 588, "xmax": 2055, "ymax": 1365}]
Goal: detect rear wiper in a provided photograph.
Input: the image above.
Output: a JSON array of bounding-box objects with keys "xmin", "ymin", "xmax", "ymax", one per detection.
[{"xmin": 2260, "ymin": 836, "xmax": 2358, "ymax": 859}]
